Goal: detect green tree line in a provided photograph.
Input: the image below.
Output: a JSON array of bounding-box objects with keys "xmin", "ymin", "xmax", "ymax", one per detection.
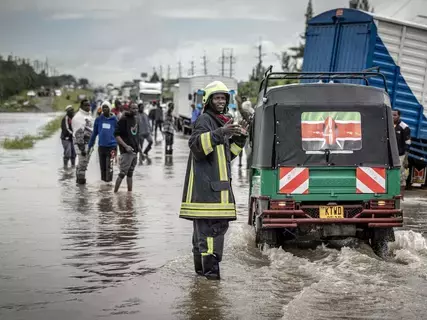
[{"xmin": 0, "ymin": 55, "xmax": 87, "ymax": 102}]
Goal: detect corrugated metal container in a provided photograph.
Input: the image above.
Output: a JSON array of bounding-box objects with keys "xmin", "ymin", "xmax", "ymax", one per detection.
[{"xmin": 302, "ymin": 8, "xmax": 427, "ymax": 163}]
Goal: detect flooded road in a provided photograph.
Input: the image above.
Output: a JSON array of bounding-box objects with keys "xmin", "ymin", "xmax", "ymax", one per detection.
[{"xmin": 1, "ymin": 114, "xmax": 427, "ymax": 320}]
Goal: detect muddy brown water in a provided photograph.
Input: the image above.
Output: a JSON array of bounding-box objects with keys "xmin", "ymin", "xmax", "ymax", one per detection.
[{"xmin": 1, "ymin": 114, "xmax": 427, "ymax": 320}]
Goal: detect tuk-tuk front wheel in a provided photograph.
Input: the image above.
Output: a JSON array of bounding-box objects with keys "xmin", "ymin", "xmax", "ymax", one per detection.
[{"xmin": 370, "ymin": 228, "xmax": 394, "ymax": 258}]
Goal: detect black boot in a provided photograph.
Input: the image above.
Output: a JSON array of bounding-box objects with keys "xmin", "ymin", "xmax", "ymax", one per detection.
[
  {"xmin": 194, "ymin": 254, "xmax": 203, "ymax": 275},
  {"xmin": 76, "ymin": 177, "xmax": 86, "ymax": 185},
  {"xmin": 71, "ymin": 158, "xmax": 76, "ymax": 168},
  {"xmin": 202, "ymin": 255, "xmax": 220, "ymax": 280},
  {"xmin": 114, "ymin": 176, "xmax": 123, "ymax": 193},
  {"xmin": 63, "ymin": 157, "xmax": 69, "ymax": 169},
  {"xmin": 126, "ymin": 177, "xmax": 133, "ymax": 192}
]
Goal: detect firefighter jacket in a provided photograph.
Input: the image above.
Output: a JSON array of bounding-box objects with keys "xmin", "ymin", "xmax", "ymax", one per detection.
[{"xmin": 179, "ymin": 109, "xmax": 247, "ymax": 221}]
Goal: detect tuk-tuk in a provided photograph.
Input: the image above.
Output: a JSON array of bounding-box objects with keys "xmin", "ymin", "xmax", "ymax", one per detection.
[{"xmin": 248, "ymin": 68, "xmax": 403, "ymax": 257}]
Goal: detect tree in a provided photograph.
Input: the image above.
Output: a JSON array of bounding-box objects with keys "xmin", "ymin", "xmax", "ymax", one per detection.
[
  {"xmin": 349, "ymin": 0, "xmax": 374, "ymax": 12},
  {"xmin": 78, "ymin": 78, "xmax": 89, "ymax": 88},
  {"xmin": 288, "ymin": 0, "xmax": 313, "ymax": 71},
  {"xmin": 149, "ymin": 72, "xmax": 160, "ymax": 83}
]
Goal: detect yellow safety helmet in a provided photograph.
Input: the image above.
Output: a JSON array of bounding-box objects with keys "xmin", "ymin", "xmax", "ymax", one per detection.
[{"xmin": 202, "ymin": 81, "xmax": 230, "ymax": 106}]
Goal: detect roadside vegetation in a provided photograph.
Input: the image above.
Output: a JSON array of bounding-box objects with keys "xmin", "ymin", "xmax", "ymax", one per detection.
[
  {"xmin": 52, "ymin": 89, "xmax": 92, "ymax": 111},
  {"xmin": 1, "ymin": 115, "xmax": 63, "ymax": 150}
]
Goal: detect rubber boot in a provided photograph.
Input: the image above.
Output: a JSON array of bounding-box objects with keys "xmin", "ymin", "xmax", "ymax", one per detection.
[
  {"xmin": 202, "ymin": 255, "xmax": 220, "ymax": 280},
  {"xmin": 71, "ymin": 158, "xmax": 76, "ymax": 168},
  {"xmin": 126, "ymin": 177, "xmax": 133, "ymax": 192},
  {"xmin": 114, "ymin": 176, "xmax": 123, "ymax": 193},
  {"xmin": 194, "ymin": 254, "xmax": 203, "ymax": 275},
  {"xmin": 63, "ymin": 157, "xmax": 69, "ymax": 169},
  {"xmin": 76, "ymin": 177, "xmax": 86, "ymax": 185}
]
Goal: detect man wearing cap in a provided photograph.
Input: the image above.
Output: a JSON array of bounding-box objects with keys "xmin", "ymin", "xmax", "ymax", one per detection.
[
  {"xmin": 88, "ymin": 101, "xmax": 118, "ymax": 184},
  {"xmin": 60, "ymin": 105, "xmax": 76, "ymax": 169}
]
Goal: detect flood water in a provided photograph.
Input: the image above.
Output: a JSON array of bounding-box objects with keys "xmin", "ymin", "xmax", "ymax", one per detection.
[{"xmin": 1, "ymin": 113, "xmax": 427, "ymax": 320}]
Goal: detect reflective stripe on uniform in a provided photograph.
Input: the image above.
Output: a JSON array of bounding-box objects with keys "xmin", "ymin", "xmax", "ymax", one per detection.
[
  {"xmin": 200, "ymin": 132, "xmax": 213, "ymax": 155},
  {"xmin": 179, "ymin": 209, "xmax": 236, "ymax": 218},
  {"xmin": 217, "ymin": 145, "xmax": 229, "ymax": 203},
  {"xmin": 230, "ymin": 143, "xmax": 242, "ymax": 156},
  {"xmin": 186, "ymin": 159, "xmax": 194, "ymax": 203},
  {"xmin": 181, "ymin": 202, "xmax": 235, "ymax": 210},
  {"xmin": 202, "ymin": 237, "xmax": 214, "ymax": 256}
]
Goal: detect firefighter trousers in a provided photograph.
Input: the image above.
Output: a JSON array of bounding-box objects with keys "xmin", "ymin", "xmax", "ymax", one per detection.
[{"xmin": 192, "ymin": 219, "xmax": 229, "ymax": 279}]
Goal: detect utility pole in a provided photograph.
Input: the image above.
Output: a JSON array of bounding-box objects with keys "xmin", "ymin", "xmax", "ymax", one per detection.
[
  {"xmin": 228, "ymin": 49, "xmax": 236, "ymax": 78},
  {"xmin": 167, "ymin": 65, "xmax": 171, "ymax": 80},
  {"xmin": 202, "ymin": 52, "xmax": 208, "ymax": 75},
  {"xmin": 255, "ymin": 39, "xmax": 266, "ymax": 80},
  {"xmin": 218, "ymin": 48, "xmax": 235, "ymax": 77},
  {"xmin": 178, "ymin": 61, "xmax": 182, "ymax": 78},
  {"xmin": 159, "ymin": 65, "xmax": 163, "ymax": 80},
  {"xmin": 189, "ymin": 59, "xmax": 195, "ymax": 76}
]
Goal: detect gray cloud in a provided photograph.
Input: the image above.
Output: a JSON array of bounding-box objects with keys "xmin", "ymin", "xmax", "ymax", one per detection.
[{"xmin": 0, "ymin": 0, "xmax": 424, "ymax": 85}]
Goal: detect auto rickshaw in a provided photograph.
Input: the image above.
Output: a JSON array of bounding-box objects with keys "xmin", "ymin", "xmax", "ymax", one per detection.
[{"xmin": 248, "ymin": 68, "xmax": 403, "ymax": 257}]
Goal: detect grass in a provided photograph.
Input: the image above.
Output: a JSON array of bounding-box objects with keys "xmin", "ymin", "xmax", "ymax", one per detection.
[
  {"xmin": 1, "ymin": 115, "xmax": 64, "ymax": 150},
  {"xmin": 52, "ymin": 89, "xmax": 92, "ymax": 111}
]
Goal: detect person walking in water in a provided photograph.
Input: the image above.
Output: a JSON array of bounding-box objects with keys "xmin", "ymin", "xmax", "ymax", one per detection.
[
  {"xmin": 163, "ymin": 102, "xmax": 176, "ymax": 156},
  {"xmin": 154, "ymin": 102, "xmax": 164, "ymax": 142},
  {"xmin": 137, "ymin": 102, "xmax": 153, "ymax": 164},
  {"xmin": 179, "ymin": 81, "xmax": 248, "ymax": 280},
  {"xmin": 114, "ymin": 103, "xmax": 140, "ymax": 193},
  {"xmin": 72, "ymin": 99, "xmax": 94, "ymax": 185},
  {"xmin": 88, "ymin": 101, "xmax": 118, "ymax": 184},
  {"xmin": 60, "ymin": 105, "xmax": 76, "ymax": 169}
]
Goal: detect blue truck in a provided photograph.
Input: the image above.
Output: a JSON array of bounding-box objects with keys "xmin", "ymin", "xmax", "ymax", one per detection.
[{"xmin": 302, "ymin": 8, "xmax": 427, "ymax": 186}]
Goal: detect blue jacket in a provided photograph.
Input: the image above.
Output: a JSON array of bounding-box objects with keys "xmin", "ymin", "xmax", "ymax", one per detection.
[{"xmin": 88, "ymin": 114, "xmax": 118, "ymax": 149}]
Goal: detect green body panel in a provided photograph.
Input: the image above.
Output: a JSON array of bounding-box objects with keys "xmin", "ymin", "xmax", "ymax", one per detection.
[{"xmin": 250, "ymin": 167, "xmax": 400, "ymax": 201}]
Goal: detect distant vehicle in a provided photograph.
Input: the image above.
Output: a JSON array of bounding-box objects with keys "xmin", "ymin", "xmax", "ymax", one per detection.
[
  {"xmin": 136, "ymin": 81, "xmax": 163, "ymax": 106},
  {"xmin": 172, "ymin": 75, "xmax": 238, "ymax": 134},
  {"xmin": 27, "ymin": 90, "xmax": 36, "ymax": 97},
  {"xmin": 54, "ymin": 89, "xmax": 62, "ymax": 97},
  {"xmin": 302, "ymin": 8, "xmax": 427, "ymax": 187}
]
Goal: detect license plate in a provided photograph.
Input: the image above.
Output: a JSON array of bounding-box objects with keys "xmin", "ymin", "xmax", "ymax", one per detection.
[{"xmin": 319, "ymin": 206, "xmax": 344, "ymax": 219}]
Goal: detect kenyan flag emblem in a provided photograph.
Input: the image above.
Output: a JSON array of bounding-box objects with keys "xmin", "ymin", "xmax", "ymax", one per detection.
[{"xmin": 301, "ymin": 112, "xmax": 362, "ymax": 151}]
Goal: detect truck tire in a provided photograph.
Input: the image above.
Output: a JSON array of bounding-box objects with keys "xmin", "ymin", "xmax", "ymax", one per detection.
[
  {"xmin": 370, "ymin": 228, "xmax": 393, "ymax": 258},
  {"xmin": 255, "ymin": 228, "xmax": 281, "ymax": 250}
]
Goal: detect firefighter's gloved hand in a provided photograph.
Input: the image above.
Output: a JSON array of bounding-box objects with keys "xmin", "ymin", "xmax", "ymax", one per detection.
[{"xmin": 221, "ymin": 123, "xmax": 242, "ymax": 137}]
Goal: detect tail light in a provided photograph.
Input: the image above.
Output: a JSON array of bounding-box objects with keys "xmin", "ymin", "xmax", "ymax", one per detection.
[
  {"xmin": 270, "ymin": 200, "xmax": 295, "ymax": 210},
  {"xmin": 369, "ymin": 199, "xmax": 395, "ymax": 210}
]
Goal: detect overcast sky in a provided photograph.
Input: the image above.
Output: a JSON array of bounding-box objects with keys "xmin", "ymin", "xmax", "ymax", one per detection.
[{"xmin": 0, "ymin": 0, "xmax": 425, "ymax": 85}]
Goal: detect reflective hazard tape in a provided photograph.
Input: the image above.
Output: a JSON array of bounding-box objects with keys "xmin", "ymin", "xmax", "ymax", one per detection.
[
  {"xmin": 201, "ymin": 132, "xmax": 213, "ymax": 155},
  {"xmin": 356, "ymin": 167, "xmax": 386, "ymax": 194},
  {"xmin": 186, "ymin": 159, "xmax": 194, "ymax": 203},
  {"xmin": 179, "ymin": 209, "xmax": 236, "ymax": 219},
  {"xmin": 181, "ymin": 202, "xmax": 235, "ymax": 210},
  {"xmin": 278, "ymin": 167, "xmax": 309, "ymax": 194}
]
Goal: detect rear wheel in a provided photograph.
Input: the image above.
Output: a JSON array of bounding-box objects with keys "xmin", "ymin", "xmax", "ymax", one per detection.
[
  {"xmin": 255, "ymin": 228, "xmax": 282, "ymax": 249},
  {"xmin": 370, "ymin": 228, "xmax": 394, "ymax": 258}
]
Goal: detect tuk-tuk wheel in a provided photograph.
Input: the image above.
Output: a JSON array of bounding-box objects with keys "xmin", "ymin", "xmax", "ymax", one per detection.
[{"xmin": 370, "ymin": 228, "xmax": 393, "ymax": 258}]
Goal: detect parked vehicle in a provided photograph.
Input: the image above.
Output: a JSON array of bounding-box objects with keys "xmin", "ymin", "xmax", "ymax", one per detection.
[
  {"xmin": 172, "ymin": 75, "xmax": 238, "ymax": 135},
  {"xmin": 248, "ymin": 69, "xmax": 403, "ymax": 257},
  {"xmin": 302, "ymin": 8, "xmax": 427, "ymax": 187}
]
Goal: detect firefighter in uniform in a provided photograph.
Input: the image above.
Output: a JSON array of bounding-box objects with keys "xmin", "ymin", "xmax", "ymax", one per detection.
[{"xmin": 179, "ymin": 81, "xmax": 248, "ymax": 280}]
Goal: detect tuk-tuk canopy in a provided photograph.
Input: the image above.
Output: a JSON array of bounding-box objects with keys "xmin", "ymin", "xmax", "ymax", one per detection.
[{"xmin": 251, "ymin": 83, "xmax": 400, "ymax": 168}]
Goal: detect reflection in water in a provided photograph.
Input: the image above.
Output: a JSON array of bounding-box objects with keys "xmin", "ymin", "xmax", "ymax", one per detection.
[
  {"xmin": 176, "ymin": 279, "xmax": 228, "ymax": 320},
  {"xmin": 61, "ymin": 187, "xmax": 146, "ymax": 294}
]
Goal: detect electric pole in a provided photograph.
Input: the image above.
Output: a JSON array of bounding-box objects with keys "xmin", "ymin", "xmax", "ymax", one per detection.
[
  {"xmin": 159, "ymin": 65, "xmax": 163, "ymax": 80},
  {"xmin": 178, "ymin": 61, "xmax": 182, "ymax": 78},
  {"xmin": 189, "ymin": 59, "xmax": 195, "ymax": 76},
  {"xmin": 218, "ymin": 48, "xmax": 235, "ymax": 77},
  {"xmin": 228, "ymin": 49, "xmax": 236, "ymax": 77},
  {"xmin": 167, "ymin": 65, "xmax": 171, "ymax": 80},
  {"xmin": 255, "ymin": 39, "xmax": 266, "ymax": 80},
  {"xmin": 202, "ymin": 52, "xmax": 208, "ymax": 75}
]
